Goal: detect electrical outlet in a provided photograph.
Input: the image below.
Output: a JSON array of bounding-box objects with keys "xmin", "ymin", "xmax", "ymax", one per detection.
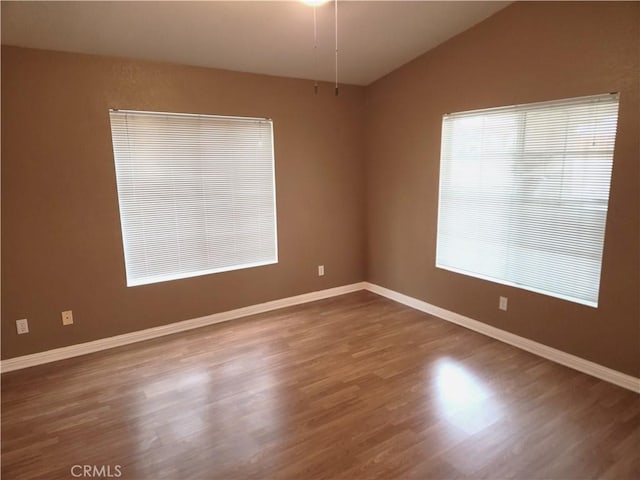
[
  {"xmin": 318, "ymin": 265, "xmax": 325, "ymax": 276},
  {"xmin": 16, "ymin": 319, "xmax": 29, "ymax": 335},
  {"xmin": 62, "ymin": 310, "xmax": 74, "ymax": 326},
  {"xmin": 499, "ymin": 296, "xmax": 508, "ymax": 311}
]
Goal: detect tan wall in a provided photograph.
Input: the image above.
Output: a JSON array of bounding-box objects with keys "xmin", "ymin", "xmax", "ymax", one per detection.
[
  {"xmin": 1, "ymin": 46, "xmax": 366, "ymax": 359},
  {"xmin": 2, "ymin": 2, "xmax": 639, "ymax": 378},
  {"xmin": 365, "ymin": 1, "xmax": 640, "ymax": 376}
]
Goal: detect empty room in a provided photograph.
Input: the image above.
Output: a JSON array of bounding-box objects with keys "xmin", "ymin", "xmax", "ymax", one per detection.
[{"xmin": 1, "ymin": 1, "xmax": 639, "ymax": 479}]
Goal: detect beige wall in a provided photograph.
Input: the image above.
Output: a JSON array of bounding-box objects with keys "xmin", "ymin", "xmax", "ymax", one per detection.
[
  {"xmin": 1, "ymin": 46, "xmax": 366, "ymax": 359},
  {"xmin": 365, "ymin": 1, "xmax": 640, "ymax": 376},
  {"xmin": 2, "ymin": 2, "xmax": 639, "ymax": 378}
]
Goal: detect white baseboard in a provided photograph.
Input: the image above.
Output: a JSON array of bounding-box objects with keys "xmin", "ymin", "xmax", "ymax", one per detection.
[
  {"xmin": 0, "ymin": 282, "xmax": 367, "ymax": 373},
  {"xmin": 364, "ymin": 282, "xmax": 640, "ymax": 394},
  {"xmin": 3, "ymin": 280, "xmax": 638, "ymax": 394}
]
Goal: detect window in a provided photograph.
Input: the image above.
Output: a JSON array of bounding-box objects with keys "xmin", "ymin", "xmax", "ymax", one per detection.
[
  {"xmin": 436, "ymin": 93, "xmax": 619, "ymax": 307},
  {"xmin": 109, "ymin": 110, "xmax": 277, "ymax": 287}
]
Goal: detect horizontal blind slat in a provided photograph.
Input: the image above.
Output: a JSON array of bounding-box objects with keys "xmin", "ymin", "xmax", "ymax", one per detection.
[
  {"xmin": 109, "ymin": 110, "xmax": 278, "ymax": 286},
  {"xmin": 436, "ymin": 93, "xmax": 619, "ymax": 307}
]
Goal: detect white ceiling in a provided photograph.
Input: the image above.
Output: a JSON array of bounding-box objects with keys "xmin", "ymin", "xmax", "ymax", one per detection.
[{"xmin": 1, "ymin": 1, "xmax": 509, "ymax": 86}]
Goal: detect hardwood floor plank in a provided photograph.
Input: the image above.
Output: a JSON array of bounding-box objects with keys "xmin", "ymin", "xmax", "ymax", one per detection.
[{"xmin": 2, "ymin": 291, "xmax": 639, "ymax": 479}]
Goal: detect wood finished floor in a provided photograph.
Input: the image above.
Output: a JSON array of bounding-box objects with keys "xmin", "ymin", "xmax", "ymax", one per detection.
[{"xmin": 2, "ymin": 291, "xmax": 639, "ymax": 480}]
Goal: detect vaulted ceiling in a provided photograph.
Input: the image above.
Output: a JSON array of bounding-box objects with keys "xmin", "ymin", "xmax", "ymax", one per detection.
[{"xmin": 1, "ymin": 1, "xmax": 509, "ymax": 85}]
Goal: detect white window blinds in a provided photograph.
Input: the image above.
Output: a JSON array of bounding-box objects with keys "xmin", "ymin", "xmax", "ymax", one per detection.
[
  {"xmin": 109, "ymin": 110, "xmax": 277, "ymax": 287},
  {"xmin": 436, "ymin": 93, "xmax": 619, "ymax": 307}
]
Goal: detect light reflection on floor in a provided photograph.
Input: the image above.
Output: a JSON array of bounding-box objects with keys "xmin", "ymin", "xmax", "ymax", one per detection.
[
  {"xmin": 428, "ymin": 359, "xmax": 509, "ymax": 474},
  {"xmin": 133, "ymin": 348, "xmax": 283, "ymax": 476},
  {"xmin": 432, "ymin": 359, "xmax": 504, "ymax": 436}
]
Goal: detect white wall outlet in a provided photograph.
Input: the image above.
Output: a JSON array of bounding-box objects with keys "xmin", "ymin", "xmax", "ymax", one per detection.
[
  {"xmin": 62, "ymin": 310, "xmax": 74, "ymax": 326},
  {"xmin": 16, "ymin": 319, "xmax": 29, "ymax": 335},
  {"xmin": 499, "ymin": 296, "xmax": 508, "ymax": 311},
  {"xmin": 318, "ymin": 265, "xmax": 325, "ymax": 276}
]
